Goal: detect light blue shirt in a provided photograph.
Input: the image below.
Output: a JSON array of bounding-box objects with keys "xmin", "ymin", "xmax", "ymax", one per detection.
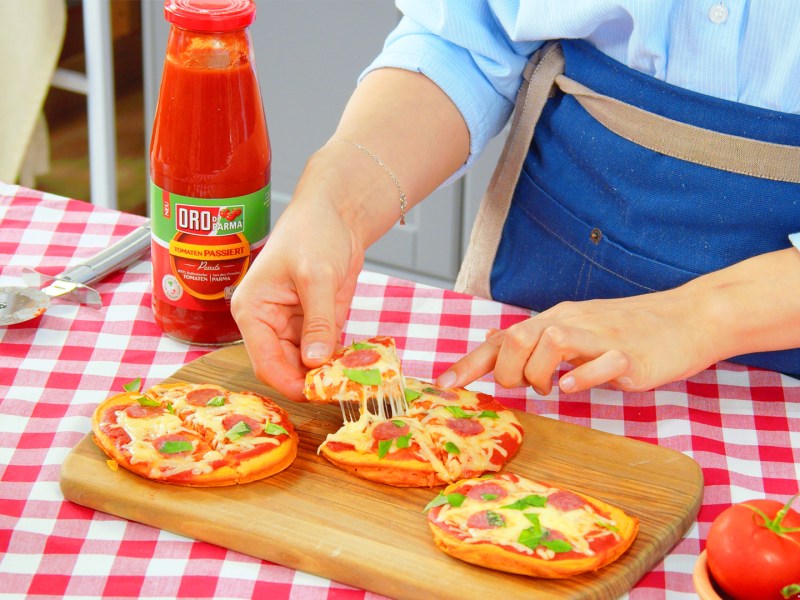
[{"xmin": 362, "ymin": 0, "xmax": 800, "ymax": 175}]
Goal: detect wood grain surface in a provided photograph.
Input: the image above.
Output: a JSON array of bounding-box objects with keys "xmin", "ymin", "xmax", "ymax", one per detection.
[{"xmin": 60, "ymin": 343, "xmax": 703, "ymax": 600}]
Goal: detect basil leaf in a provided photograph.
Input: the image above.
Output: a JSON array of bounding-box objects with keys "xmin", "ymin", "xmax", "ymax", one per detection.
[
  {"xmin": 264, "ymin": 423, "xmax": 288, "ymax": 436},
  {"xmin": 159, "ymin": 440, "xmax": 193, "ymax": 454},
  {"xmin": 486, "ymin": 510, "xmax": 506, "ymax": 528},
  {"xmin": 542, "ymin": 539, "xmax": 573, "ymax": 553},
  {"xmin": 378, "ymin": 439, "xmax": 392, "ymax": 459},
  {"xmin": 518, "ymin": 527, "xmax": 542, "ymax": 550},
  {"xmin": 225, "ymin": 420, "xmax": 252, "ymax": 441},
  {"xmin": 351, "ymin": 342, "xmax": 375, "ymax": 350},
  {"xmin": 423, "ymin": 492, "xmax": 468, "ymax": 513},
  {"xmin": 136, "ymin": 396, "xmax": 161, "ymax": 407},
  {"xmin": 595, "ymin": 520, "xmax": 620, "ymax": 533},
  {"xmin": 445, "ymin": 406, "xmax": 472, "ymax": 419},
  {"xmin": 478, "ymin": 410, "xmax": 499, "ymax": 419},
  {"xmin": 502, "ymin": 494, "xmax": 548, "ymax": 510},
  {"xmin": 123, "ymin": 378, "xmax": 142, "ymax": 393},
  {"xmin": 423, "ymin": 493, "xmax": 449, "ymax": 512},
  {"xmin": 524, "ymin": 512, "xmax": 543, "ymax": 533},
  {"xmin": 444, "ymin": 441, "xmax": 460, "ymax": 455},
  {"xmin": 395, "ymin": 433, "xmax": 411, "ymax": 449},
  {"xmin": 206, "ymin": 395, "xmax": 226, "ymax": 407},
  {"xmin": 343, "ymin": 368, "xmax": 382, "ymax": 386},
  {"xmin": 481, "ymin": 493, "xmax": 498, "ymax": 501},
  {"xmin": 404, "ymin": 388, "xmax": 422, "ymax": 403}
]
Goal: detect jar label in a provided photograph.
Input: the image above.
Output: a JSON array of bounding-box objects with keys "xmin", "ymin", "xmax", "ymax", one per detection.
[{"xmin": 150, "ymin": 182, "xmax": 270, "ymax": 309}]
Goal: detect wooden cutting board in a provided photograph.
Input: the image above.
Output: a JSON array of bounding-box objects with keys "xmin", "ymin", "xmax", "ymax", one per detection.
[{"xmin": 60, "ymin": 343, "xmax": 703, "ymax": 600}]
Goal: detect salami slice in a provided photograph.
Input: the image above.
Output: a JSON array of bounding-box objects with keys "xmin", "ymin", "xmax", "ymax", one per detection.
[
  {"xmin": 222, "ymin": 414, "xmax": 262, "ymax": 435},
  {"xmin": 547, "ymin": 490, "xmax": 588, "ymax": 512},
  {"xmin": 446, "ymin": 418, "xmax": 484, "ymax": 437},
  {"xmin": 372, "ymin": 420, "xmax": 410, "ymax": 440},
  {"xmin": 466, "ymin": 510, "xmax": 506, "ymax": 529},
  {"xmin": 465, "ymin": 481, "xmax": 508, "ymax": 501},
  {"xmin": 124, "ymin": 404, "xmax": 164, "ymax": 418},
  {"xmin": 340, "ymin": 348, "xmax": 381, "ymax": 368},
  {"xmin": 186, "ymin": 387, "xmax": 227, "ymax": 406}
]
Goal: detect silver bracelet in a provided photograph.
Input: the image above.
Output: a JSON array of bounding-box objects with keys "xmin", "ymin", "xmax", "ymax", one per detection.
[{"xmin": 333, "ymin": 139, "xmax": 408, "ymax": 225}]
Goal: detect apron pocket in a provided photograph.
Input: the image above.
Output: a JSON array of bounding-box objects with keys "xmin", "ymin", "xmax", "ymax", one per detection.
[{"xmin": 490, "ymin": 166, "xmax": 701, "ymax": 311}]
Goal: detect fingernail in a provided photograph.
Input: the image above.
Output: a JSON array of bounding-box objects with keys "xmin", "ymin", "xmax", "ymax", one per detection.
[
  {"xmin": 559, "ymin": 375, "xmax": 575, "ymax": 392},
  {"xmin": 305, "ymin": 342, "xmax": 331, "ymax": 360},
  {"xmin": 437, "ymin": 371, "xmax": 457, "ymax": 389}
]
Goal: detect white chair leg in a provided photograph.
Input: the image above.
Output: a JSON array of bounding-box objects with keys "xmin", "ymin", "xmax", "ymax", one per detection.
[{"xmin": 83, "ymin": 0, "xmax": 117, "ymax": 209}]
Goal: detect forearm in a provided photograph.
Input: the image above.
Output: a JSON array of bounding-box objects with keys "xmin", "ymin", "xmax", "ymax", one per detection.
[
  {"xmin": 292, "ymin": 67, "xmax": 470, "ymax": 248},
  {"xmin": 688, "ymin": 248, "xmax": 800, "ymax": 361}
]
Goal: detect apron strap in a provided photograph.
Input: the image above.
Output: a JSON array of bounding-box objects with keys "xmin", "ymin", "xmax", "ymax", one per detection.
[
  {"xmin": 455, "ymin": 42, "xmax": 564, "ymax": 298},
  {"xmin": 455, "ymin": 42, "xmax": 800, "ymax": 298}
]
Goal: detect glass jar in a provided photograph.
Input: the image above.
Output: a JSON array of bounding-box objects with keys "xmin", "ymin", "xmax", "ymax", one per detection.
[{"xmin": 149, "ymin": 0, "xmax": 271, "ymax": 345}]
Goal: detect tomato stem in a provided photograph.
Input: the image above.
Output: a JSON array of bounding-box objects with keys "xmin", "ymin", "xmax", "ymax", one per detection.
[{"xmin": 744, "ymin": 493, "xmax": 800, "ymax": 536}]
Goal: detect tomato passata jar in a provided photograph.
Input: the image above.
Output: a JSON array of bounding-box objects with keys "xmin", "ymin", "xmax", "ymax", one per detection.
[{"xmin": 150, "ymin": 0, "xmax": 270, "ymax": 345}]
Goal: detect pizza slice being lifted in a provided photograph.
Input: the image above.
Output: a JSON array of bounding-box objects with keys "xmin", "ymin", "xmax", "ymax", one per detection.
[{"xmin": 303, "ymin": 335, "xmax": 407, "ymax": 419}]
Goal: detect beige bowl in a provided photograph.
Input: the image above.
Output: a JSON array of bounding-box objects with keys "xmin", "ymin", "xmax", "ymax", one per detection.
[{"xmin": 693, "ymin": 550, "xmax": 726, "ymax": 600}]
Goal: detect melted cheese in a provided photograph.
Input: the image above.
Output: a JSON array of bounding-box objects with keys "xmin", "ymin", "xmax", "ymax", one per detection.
[
  {"xmin": 436, "ymin": 476, "xmax": 621, "ymax": 558},
  {"xmin": 173, "ymin": 389, "xmax": 284, "ymax": 455},
  {"xmin": 304, "ymin": 339, "xmax": 408, "ymax": 420},
  {"xmin": 321, "ymin": 377, "xmax": 523, "ymax": 483},
  {"xmin": 113, "ymin": 408, "xmax": 223, "ymax": 478}
]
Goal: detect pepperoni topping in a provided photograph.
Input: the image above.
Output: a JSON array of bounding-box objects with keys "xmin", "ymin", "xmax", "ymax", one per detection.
[
  {"xmin": 340, "ymin": 348, "xmax": 381, "ymax": 368},
  {"xmin": 466, "ymin": 510, "xmax": 506, "ymax": 529},
  {"xmin": 547, "ymin": 490, "xmax": 587, "ymax": 512},
  {"xmin": 466, "ymin": 482, "xmax": 508, "ymax": 501},
  {"xmin": 372, "ymin": 420, "xmax": 410, "ymax": 440},
  {"xmin": 423, "ymin": 386, "xmax": 460, "ymax": 401},
  {"xmin": 186, "ymin": 387, "xmax": 227, "ymax": 406},
  {"xmin": 475, "ymin": 392, "xmax": 506, "ymax": 412},
  {"xmin": 446, "ymin": 418, "xmax": 484, "ymax": 437},
  {"xmin": 124, "ymin": 404, "xmax": 164, "ymax": 418},
  {"xmin": 153, "ymin": 434, "xmax": 194, "ymax": 457},
  {"xmin": 222, "ymin": 414, "xmax": 262, "ymax": 435},
  {"xmin": 102, "ymin": 404, "xmax": 129, "ymax": 425}
]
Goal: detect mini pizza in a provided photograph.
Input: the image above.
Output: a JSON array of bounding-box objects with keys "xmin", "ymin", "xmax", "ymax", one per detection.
[
  {"xmin": 303, "ymin": 336, "xmax": 406, "ymax": 417},
  {"xmin": 92, "ymin": 381, "xmax": 298, "ymax": 486},
  {"xmin": 425, "ymin": 472, "xmax": 638, "ymax": 578},
  {"xmin": 318, "ymin": 377, "xmax": 524, "ymax": 487}
]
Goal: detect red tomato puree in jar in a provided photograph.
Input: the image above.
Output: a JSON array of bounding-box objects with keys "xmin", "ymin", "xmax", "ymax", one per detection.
[{"xmin": 150, "ymin": 0, "xmax": 270, "ymax": 345}]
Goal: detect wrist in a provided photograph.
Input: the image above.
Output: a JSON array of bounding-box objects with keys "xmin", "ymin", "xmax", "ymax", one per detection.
[{"xmin": 298, "ymin": 142, "xmax": 404, "ymax": 247}]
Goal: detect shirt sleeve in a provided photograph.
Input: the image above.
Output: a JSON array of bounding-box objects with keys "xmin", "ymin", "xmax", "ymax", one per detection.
[
  {"xmin": 789, "ymin": 232, "xmax": 800, "ymax": 251},
  {"xmin": 359, "ymin": 2, "xmax": 541, "ymax": 181}
]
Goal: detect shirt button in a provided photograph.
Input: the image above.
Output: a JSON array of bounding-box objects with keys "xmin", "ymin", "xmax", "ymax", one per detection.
[{"xmin": 708, "ymin": 3, "xmax": 729, "ymax": 24}]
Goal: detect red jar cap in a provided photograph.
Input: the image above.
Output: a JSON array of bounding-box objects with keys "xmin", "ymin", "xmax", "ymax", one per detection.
[{"xmin": 164, "ymin": 0, "xmax": 256, "ymax": 32}]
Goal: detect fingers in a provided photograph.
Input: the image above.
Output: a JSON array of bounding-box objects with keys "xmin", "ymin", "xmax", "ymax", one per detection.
[
  {"xmin": 436, "ymin": 330, "xmax": 503, "ymax": 388},
  {"xmin": 296, "ymin": 274, "xmax": 340, "ymax": 367},
  {"xmin": 237, "ymin": 312, "xmax": 308, "ymax": 401},
  {"xmin": 558, "ymin": 349, "xmax": 632, "ymax": 393}
]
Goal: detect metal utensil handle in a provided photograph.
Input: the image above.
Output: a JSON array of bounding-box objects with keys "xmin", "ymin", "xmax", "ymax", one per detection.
[{"xmin": 58, "ymin": 221, "xmax": 152, "ymax": 286}]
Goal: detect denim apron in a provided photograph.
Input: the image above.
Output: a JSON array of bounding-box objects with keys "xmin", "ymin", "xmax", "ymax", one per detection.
[{"xmin": 456, "ymin": 40, "xmax": 800, "ymax": 378}]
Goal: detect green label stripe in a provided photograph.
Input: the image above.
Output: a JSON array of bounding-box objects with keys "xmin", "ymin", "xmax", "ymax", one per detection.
[{"xmin": 150, "ymin": 181, "xmax": 270, "ymax": 243}]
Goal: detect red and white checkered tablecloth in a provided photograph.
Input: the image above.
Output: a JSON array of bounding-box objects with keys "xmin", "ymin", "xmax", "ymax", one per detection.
[{"xmin": 1, "ymin": 182, "xmax": 798, "ymax": 599}]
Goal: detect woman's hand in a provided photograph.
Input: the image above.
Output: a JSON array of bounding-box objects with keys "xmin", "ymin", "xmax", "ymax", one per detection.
[
  {"xmin": 439, "ymin": 248, "xmax": 800, "ymax": 394},
  {"xmin": 437, "ymin": 287, "xmax": 719, "ymax": 395},
  {"xmin": 231, "ymin": 161, "xmax": 366, "ymax": 401}
]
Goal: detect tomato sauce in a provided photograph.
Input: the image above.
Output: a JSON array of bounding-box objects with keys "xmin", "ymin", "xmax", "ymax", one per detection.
[{"xmin": 150, "ymin": 3, "xmax": 270, "ymax": 345}]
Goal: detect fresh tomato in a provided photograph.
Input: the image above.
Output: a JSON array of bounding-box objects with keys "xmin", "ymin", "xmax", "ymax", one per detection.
[{"xmin": 705, "ymin": 494, "xmax": 800, "ymax": 600}]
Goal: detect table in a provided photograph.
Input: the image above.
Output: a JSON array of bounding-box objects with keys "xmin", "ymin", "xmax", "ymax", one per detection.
[{"xmin": 1, "ymin": 182, "xmax": 798, "ymax": 599}]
